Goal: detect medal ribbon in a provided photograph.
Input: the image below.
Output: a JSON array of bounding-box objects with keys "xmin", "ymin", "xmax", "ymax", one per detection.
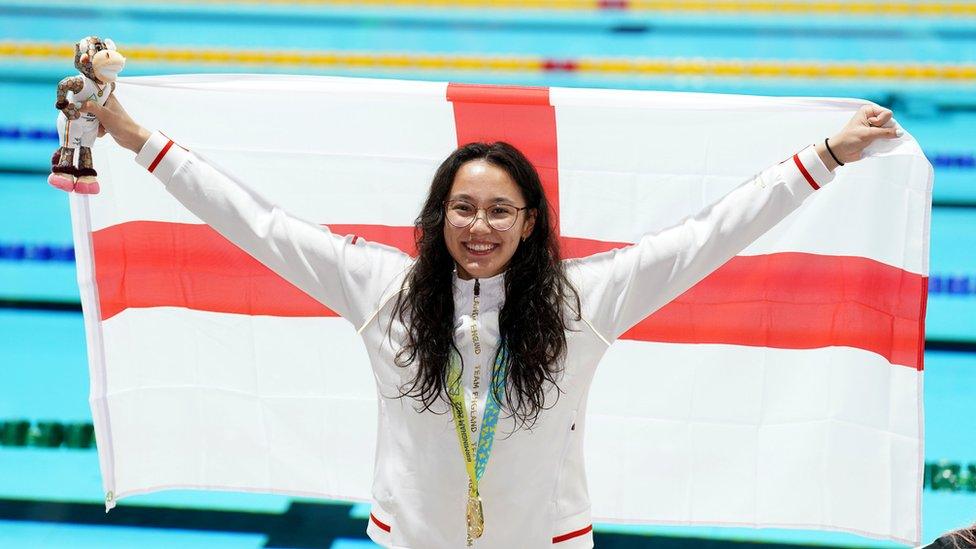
[{"xmin": 447, "ymin": 345, "xmax": 507, "ymax": 532}]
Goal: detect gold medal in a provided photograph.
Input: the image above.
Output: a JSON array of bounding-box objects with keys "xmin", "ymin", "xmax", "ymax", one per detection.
[
  {"xmin": 448, "ymin": 347, "xmax": 506, "ymax": 545},
  {"xmin": 466, "ymin": 495, "xmax": 484, "ymax": 540}
]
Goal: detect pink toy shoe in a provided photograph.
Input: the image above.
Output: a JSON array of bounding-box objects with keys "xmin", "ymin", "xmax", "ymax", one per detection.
[
  {"xmin": 74, "ymin": 180, "xmax": 100, "ymax": 194},
  {"xmin": 74, "ymin": 167, "xmax": 100, "ymax": 194},
  {"xmin": 48, "ymin": 171, "xmax": 76, "ymax": 192}
]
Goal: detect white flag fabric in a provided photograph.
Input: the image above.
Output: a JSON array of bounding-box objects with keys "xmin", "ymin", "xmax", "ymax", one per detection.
[{"xmin": 70, "ymin": 74, "xmax": 931, "ymax": 545}]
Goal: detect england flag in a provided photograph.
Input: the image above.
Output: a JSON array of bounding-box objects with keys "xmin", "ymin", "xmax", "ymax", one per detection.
[{"xmin": 70, "ymin": 74, "xmax": 930, "ymax": 545}]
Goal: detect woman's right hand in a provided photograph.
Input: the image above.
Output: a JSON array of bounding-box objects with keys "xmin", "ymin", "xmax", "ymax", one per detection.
[{"xmin": 80, "ymin": 95, "xmax": 151, "ymax": 154}]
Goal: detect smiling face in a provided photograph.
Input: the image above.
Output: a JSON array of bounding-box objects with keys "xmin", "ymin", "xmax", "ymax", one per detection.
[{"xmin": 443, "ymin": 159, "xmax": 536, "ymax": 280}]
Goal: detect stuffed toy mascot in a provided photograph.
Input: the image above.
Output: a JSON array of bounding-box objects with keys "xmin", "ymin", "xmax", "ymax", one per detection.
[{"xmin": 49, "ymin": 36, "xmax": 126, "ymax": 194}]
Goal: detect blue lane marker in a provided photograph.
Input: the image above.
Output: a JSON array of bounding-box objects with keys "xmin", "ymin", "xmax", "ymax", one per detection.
[
  {"xmin": 1, "ymin": 124, "xmax": 975, "ymax": 168},
  {"xmin": 0, "ymin": 127, "xmax": 59, "ymax": 142},
  {"xmin": 3, "ymin": 240, "xmax": 976, "ymax": 298},
  {"xmin": 930, "ymin": 154, "xmax": 976, "ymax": 169},
  {"xmin": 930, "ymin": 275, "xmax": 976, "ymax": 296},
  {"xmin": 0, "ymin": 243, "xmax": 74, "ymax": 263}
]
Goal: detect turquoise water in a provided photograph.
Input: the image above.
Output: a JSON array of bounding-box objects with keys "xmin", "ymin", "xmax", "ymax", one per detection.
[
  {"xmin": 1, "ymin": 1, "xmax": 974, "ymax": 548},
  {"xmin": 0, "ymin": 520, "xmax": 267, "ymax": 548}
]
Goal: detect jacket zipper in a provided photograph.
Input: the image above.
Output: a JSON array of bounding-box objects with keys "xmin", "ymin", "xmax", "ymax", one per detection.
[
  {"xmin": 471, "ymin": 278, "xmax": 482, "ymax": 437},
  {"xmin": 471, "ymin": 279, "xmax": 481, "ymax": 354}
]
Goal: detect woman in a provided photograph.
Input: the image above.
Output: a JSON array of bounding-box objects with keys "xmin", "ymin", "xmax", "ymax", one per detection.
[{"xmin": 82, "ymin": 95, "xmax": 901, "ymax": 548}]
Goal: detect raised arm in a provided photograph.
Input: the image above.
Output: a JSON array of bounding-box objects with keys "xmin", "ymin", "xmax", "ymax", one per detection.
[
  {"xmin": 567, "ymin": 104, "xmax": 903, "ymax": 342},
  {"xmin": 82, "ymin": 96, "xmax": 412, "ymax": 328}
]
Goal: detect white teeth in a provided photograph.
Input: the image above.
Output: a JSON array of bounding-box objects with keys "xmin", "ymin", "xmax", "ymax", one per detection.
[{"xmin": 466, "ymin": 243, "xmax": 497, "ymax": 252}]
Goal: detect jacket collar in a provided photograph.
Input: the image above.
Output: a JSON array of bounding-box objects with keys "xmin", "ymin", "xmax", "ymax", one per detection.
[{"xmin": 452, "ymin": 269, "xmax": 506, "ymax": 303}]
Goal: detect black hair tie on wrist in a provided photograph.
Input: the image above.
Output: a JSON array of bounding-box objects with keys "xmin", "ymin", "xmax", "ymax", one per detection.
[{"xmin": 824, "ymin": 137, "xmax": 844, "ymax": 166}]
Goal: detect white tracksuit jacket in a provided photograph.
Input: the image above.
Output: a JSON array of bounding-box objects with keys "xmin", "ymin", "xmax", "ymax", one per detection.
[{"xmin": 134, "ymin": 131, "xmax": 834, "ymax": 548}]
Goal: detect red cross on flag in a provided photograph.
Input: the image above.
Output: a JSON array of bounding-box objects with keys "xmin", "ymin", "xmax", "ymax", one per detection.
[{"xmin": 70, "ymin": 75, "xmax": 931, "ymax": 545}]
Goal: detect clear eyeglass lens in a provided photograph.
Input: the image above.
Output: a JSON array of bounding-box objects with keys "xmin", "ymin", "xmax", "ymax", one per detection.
[{"xmin": 446, "ymin": 201, "xmax": 519, "ymax": 231}]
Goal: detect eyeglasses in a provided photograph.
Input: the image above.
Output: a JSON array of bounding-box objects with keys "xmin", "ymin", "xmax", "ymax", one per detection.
[{"xmin": 443, "ymin": 199, "xmax": 529, "ymax": 232}]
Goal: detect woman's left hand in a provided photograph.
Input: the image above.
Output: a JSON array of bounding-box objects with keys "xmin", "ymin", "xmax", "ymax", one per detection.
[{"xmin": 815, "ymin": 104, "xmax": 903, "ymax": 171}]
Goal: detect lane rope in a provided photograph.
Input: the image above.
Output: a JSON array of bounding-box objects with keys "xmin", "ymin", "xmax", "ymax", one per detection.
[{"xmin": 3, "ymin": 41, "xmax": 975, "ymax": 82}]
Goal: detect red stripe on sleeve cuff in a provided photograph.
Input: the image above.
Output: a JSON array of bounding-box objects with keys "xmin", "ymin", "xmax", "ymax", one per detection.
[
  {"xmin": 147, "ymin": 139, "xmax": 174, "ymax": 174},
  {"xmin": 793, "ymin": 153, "xmax": 820, "ymax": 190},
  {"xmin": 135, "ymin": 130, "xmax": 192, "ymax": 183}
]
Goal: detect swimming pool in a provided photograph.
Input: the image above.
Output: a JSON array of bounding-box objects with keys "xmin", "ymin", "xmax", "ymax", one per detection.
[{"xmin": 1, "ymin": 1, "xmax": 974, "ymax": 547}]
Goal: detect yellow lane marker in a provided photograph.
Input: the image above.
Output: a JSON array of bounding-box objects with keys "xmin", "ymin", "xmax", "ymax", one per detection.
[
  {"xmin": 171, "ymin": 0, "xmax": 976, "ymax": 17},
  {"xmin": 4, "ymin": 41, "xmax": 974, "ymax": 82}
]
